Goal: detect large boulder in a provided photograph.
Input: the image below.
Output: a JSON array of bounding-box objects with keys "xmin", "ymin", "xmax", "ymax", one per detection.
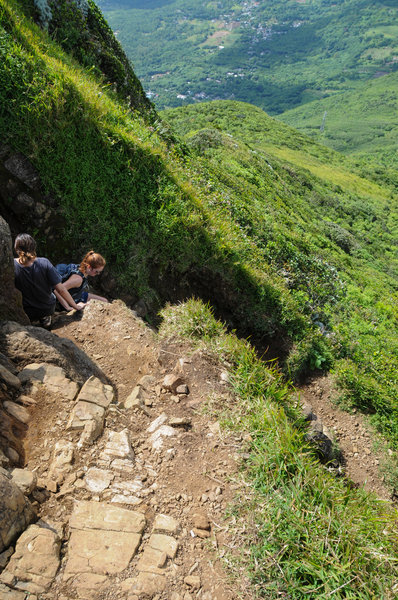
[
  {"xmin": 0, "ymin": 217, "xmax": 29, "ymax": 324},
  {"xmin": 0, "ymin": 472, "xmax": 35, "ymax": 552},
  {"xmin": 0, "ymin": 321, "xmax": 104, "ymax": 385}
]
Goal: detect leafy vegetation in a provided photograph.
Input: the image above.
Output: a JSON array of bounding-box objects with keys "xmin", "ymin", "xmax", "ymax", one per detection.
[
  {"xmin": 162, "ymin": 100, "xmax": 398, "ymax": 448},
  {"xmin": 98, "ymin": 0, "xmax": 398, "ymax": 165},
  {"xmin": 159, "ymin": 299, "xmax": 398, "ymax": 600},
  {"xmin": 279, "ymin": 69, "xmax": 398, "ymax": 170},
  {"xmin": 98, "ymin": 0, "xmax": 398, "ymax": 114},
  {"xmin": 1, "ymin": 0, "xmax": 398, "ymax": 595}
]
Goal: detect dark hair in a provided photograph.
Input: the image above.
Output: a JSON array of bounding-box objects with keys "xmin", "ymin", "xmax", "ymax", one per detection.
[
  {"xmin": 79, "ymin": 250, "xmax": 106, "ymax": 274},
  {"xmin": 14, "ymin": 234, "xmax": 37, "ymax": 265}
]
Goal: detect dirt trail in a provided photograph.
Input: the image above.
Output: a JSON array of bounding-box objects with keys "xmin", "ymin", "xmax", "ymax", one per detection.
[
  {"xmin": 3, "ymin": 299, "xmax": 393, "ymax": 599},
  {"xmin": 12, "ymin": 300, "xmax": 247, "ymax": 600},
  {"xmin": 299, "ymin": 376, "xmax": 391, "ymax": 500}
]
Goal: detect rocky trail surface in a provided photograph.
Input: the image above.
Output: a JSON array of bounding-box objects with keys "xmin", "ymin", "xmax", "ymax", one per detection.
[
  {"xmin": 0, "ymin": 301, "xmax": 245, "ymax": 600},
  {"xmin": 0, "ymin": 299, "xmax": 393, "ymax": 600}
]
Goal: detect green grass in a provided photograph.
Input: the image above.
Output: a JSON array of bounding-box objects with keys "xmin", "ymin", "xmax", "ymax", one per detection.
[
  {"xmin": 159, "ymin": 299, "xmax": 398, "ymax": 600},
  {"xmin": 1, "ymin": 0, "xmax": 397, "ymax": 460},
  {"xmin": 279, "ymin": 71, "xmax": 398, "ymax": 170},
  {"xmin": 2, "ymin": 2, "xmax": 398, "ymax": 596},
  {"xmin": 162, "ymin": 100, "xmax": 398, "ymax": 449}
]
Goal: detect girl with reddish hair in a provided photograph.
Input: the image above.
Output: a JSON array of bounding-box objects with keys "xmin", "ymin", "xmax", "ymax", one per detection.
[{"xmin": 54, "ymin": 250, "xmax": 108, "ymax": 311}]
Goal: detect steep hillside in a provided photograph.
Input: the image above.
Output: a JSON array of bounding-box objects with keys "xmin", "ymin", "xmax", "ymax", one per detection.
[
  {"xmin": 162, "ymin": 100, "xmax": 398, "ymax": 450},
  {"xmin": 1, "ymin": 2, "xmax": 398, "ymax": 598},
  {"xmin": 1, "ymin": 1, "xmax": 397, "ymax": 452},
  {"xmin": 279, "ymin": 70, "xmax": 398, "ymax": 169}
]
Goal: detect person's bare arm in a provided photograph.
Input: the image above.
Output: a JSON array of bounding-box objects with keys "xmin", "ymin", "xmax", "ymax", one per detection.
[
  {"xmin": 54, "ymin": 282, "xmax": 85, "ymax": 311},
  {"xmin": 54, "ymin": 287, "xmax": 73, "ymax": 311},
  {"xmin": 62, "ymin": 273, "xmax": 84, "ymax": 291}
]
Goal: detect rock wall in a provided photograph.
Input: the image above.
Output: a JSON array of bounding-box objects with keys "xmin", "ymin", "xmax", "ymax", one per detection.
[
  {"xmin": 0, "ymin": 216, "xmax": 29, "ymax": 325},
  {"xmin": 0, "ymin": 146, "xmax": 65, "ymax": 258}
]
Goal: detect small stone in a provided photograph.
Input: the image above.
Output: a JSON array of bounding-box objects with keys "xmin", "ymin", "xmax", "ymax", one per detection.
[
  {"xmin": 169, "ymin": 417, "xmax": 191, "ymax": 428},
  {"xmin": 176, "ymin": 385, "xmax": 189, "ymax": 395},
  {"xmin": 147, "ymin": 413, "xmax": 168, "ymax": 433},
  {"xmin": 85, "ymin": 468, "xmax": 114, "ymax": 493},
  {"xmin": 184, "ymin": 575, "xmax": 201, "ymax": 590},
  {"xmin": 6, "ymin": 447, "xmax": 20, "ymax": 463},
  {"xmin": 153, "ymin": 514, "xmax": 180, "ymax": 536},
  {"xmin": 77, "ymin": 375, "xmax": 114, "ymax": 408},
  {"xmin": 18, "ymin": 394, "xmax": 37, "ymax": 406},
  {"xmin": 192, "ymin": 528, "xmax": 210, "ymax": 539},
  {"xmin": 124, "ymin": 386, "xmax": 144, "ymax": 409},
  {"xmin": 192, "ymin": 513, "xmax": 210, "ymax": 530},
  {"xmin": 3, "ymin": 401, "xmax": 30, "ymax": 424},
  {"xmin": 162, "ymin": 374, "xmax": 184, "ymax": 393},
  {"xmin": 0, "ymin": 547, "xmax": 14, "ymax": 569},
  {"xmin": 148, "ymin": 533, "xmax": 179, "ymax": 559},
  {"xmin": 11, "ymin": 468, "xmax": 37, "ymax": 495},
  {"xmin": 150, "ymin": 425, "xmax": 177, "ymax": 450},
  {"xmin": 39, "ymin": 479, "xmax": 57, "ymax": 493},
  {"xmin": 0, "ymin": 365, "xmax": 21, "ymax": 389},
  {"xmin": 129, "ymin": 572, "xmax": 166, "ymax": 595},
  {"xmin": 101, "ymin": 429, "xmax": 134, "ymax": 460}
]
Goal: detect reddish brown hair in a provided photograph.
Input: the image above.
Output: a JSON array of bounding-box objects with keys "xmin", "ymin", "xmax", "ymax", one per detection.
[{"xmin": 79, "ymin": 250, "xmax": 106, "ymax": 274}]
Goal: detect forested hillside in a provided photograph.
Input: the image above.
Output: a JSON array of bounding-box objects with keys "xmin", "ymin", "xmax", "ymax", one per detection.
[
  {"xmin": 1, "ymin": 1, "xmax": 398, "ymax": 597},
  {"xmin": 98, "ymin": 0, "xmax": 398, "ymax": 113}
]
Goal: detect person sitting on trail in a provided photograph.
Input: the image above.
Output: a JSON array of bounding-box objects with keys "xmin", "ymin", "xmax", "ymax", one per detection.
[
  {"xmin": 54, "ymin": 250, "xmax": 108, "ymax": 311},
  {"xmin": 14, "ymin": 233, "xmax": 84, "ymax": 328}
]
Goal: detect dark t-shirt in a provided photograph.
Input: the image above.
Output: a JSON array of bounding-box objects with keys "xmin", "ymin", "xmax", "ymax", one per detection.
[{"xmin": 14, "ymin": 257, "xmax": 62, "ymax": 313}]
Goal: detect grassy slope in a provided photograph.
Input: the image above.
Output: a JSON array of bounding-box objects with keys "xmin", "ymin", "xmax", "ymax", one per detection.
[
  {"xmin": 162, "ymin": 100, "xmax": 398, "ymax": 448},
  {"xmin": 1, "ymin": 2, "xmax": 398, "ymax": 597},
  {"xmin": 160, "ymin": 299, "xmax": 398, "ymax": 600},
  {"xmin": 279, "ymin": 70, "xmax": 398, "ymax": 169}
]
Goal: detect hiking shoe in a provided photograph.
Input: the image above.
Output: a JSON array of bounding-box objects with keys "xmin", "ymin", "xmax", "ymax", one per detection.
[{"xmin": 39, "ymin": 315, "xmax": 52, "ymax": 329}]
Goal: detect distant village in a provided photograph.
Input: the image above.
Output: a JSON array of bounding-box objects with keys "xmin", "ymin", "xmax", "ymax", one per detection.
[{"xmin": 145, "ymin": 0, "xmax": 304, "ymax": 103}]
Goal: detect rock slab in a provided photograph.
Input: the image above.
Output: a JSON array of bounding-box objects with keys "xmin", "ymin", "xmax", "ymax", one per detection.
[{"xmin": 0, "ymin": 524, "xmax": 60, "ymax": 593}]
